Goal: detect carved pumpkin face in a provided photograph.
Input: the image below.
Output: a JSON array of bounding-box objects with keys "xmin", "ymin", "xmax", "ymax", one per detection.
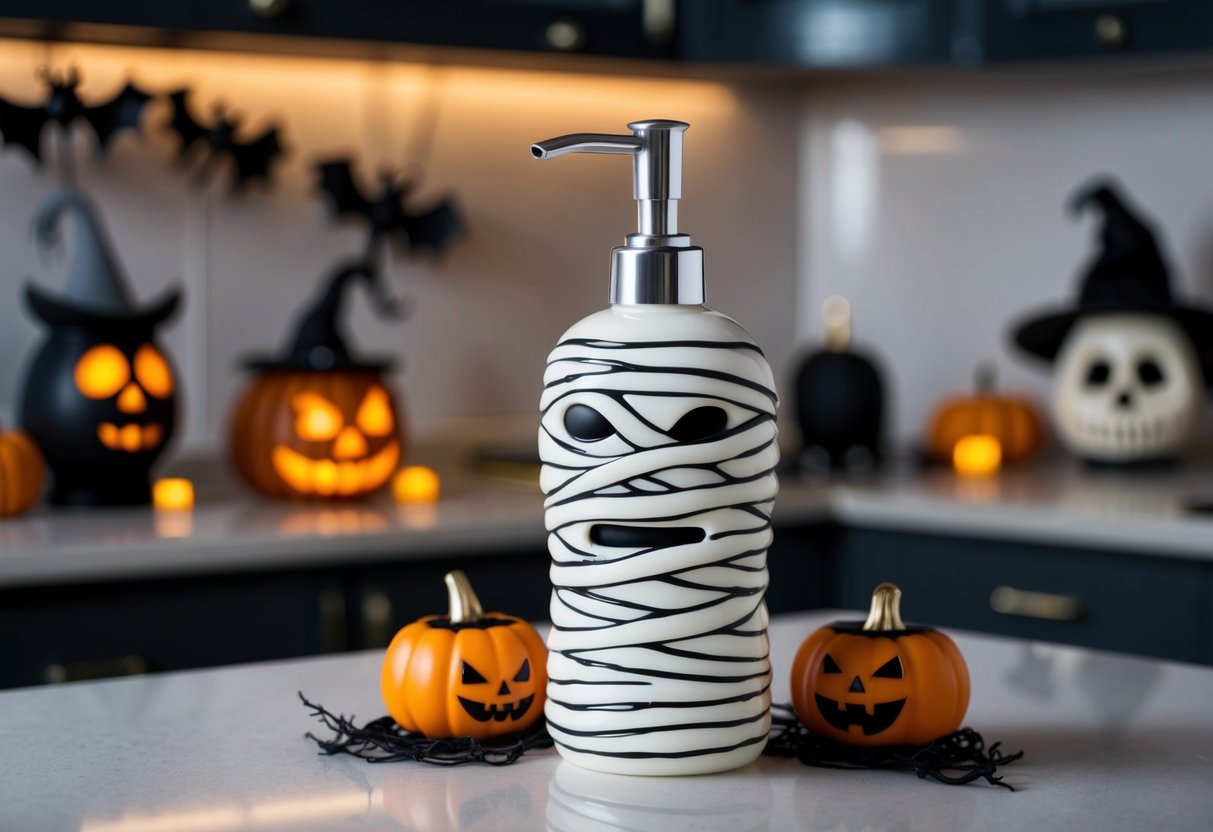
[
  {"xmin": 230, "ymin": 370, "xmax": 403, "ymax": 499},
  {"xmin": 791, "ymin": 585, "xmax": 970, "ymax": 747},
  {"xmin": 381, "ymin": 572, "xmax": 548, "ymax": 740},
  {"xmin": 20, "ymin": 329, "xmax": 177, "ymax": 505}
]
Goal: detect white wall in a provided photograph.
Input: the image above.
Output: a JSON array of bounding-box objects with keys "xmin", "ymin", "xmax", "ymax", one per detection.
[
  {"xmin": 797, "ymin": 67, "xmax": 1213, "ymax": 444},
  {"xmin": 0, "ymin": 40, "xmax": 800, "ymax": 456}
]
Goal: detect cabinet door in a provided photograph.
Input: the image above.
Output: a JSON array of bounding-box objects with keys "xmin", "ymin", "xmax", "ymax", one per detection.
[
  {"xmin": 0, "ymin": 1, "xmax": 676, "ymax": 59},
  {"xmin": 983, "ymin": 0, "xmax": 1213, "ymax": 61},
  {"xmin": 833, "ymin": 528, "xmax": 1208, "ymax": 664}
]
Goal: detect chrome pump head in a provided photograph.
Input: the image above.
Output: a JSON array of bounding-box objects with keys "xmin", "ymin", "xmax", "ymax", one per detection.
[{"xmin": 532, "ymin": 119, "xmax": 705, "ymax": 305}]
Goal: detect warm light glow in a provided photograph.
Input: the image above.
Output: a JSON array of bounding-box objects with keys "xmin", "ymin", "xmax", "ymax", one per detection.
[
  {"xmin": 393, "ymin": 465, "xmax": 441, "ymax": 504},
  {"xmin": 117, "ymin": 383, "xmax": 147, "ymax": 414},
  {"xmin": 97, "ymin": 422, "xmax": 164, "ymax": 452},
  {"xmin": 134, "ymin": 344, "xmax": 174, "ymax": 398},
  {"xmin": 332, "ymin": 426, "xmax": 369, "ymax": 460},
  {"xmin": 153, "ymin": 478, "xmax": 195, "ymax": 511},
  {"xmin": 952, "ymin": 434, "xmax": 1002, "ymax": 478},
  {"xmin": 878, "ymin": 125, "xmax": 964, "ymax": 156},
  {"xmin": 79, "ymin": 789, "xmax": 378, "ymax": 832},
  {"xmin": 292, "ymin": 392, "xmax": 344, "ymax": 442},
  {"xmin": 271, "ymin": 441, "xmax": 400, "ymax": 496},
  {"xmin": 74, "ymin": 344, "xmax": 130, "ymax": 399},
  {"xmin": 355, "ymin": 386, "xmax": 395, "ymax": 436}
]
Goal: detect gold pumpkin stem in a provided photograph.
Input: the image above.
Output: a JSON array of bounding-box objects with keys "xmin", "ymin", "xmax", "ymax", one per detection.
[
  {"xmin": 822, "ymin": 295, "xmax": 852, "ymax": 353},
  {"xmin": 862, "ymin": 583, "xmax": 906, "ymax": 632},
  {"xmin": 445, "ymin": 570, "xmax": 485, "ymax": 624}
]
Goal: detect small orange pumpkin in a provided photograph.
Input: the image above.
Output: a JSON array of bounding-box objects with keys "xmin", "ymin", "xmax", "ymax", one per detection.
[
  {"xmin": 926, "ymin": 364, "xmax": 1045, "ymax": 464},
  {"xmin": 791, "ymin": 583, "xmax": 970, "ymax": 747},
  {"xmin": 0, "ymin": 427, "xmax": 46, "ymax": 517},
  {"xmin": 381, "ymin": 570, "xmax": 547, "ymax": 740}
]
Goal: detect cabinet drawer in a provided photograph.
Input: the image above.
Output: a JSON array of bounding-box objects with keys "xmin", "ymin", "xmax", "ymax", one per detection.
[{"xmin": 833, "ymin": 528, "xmax": 1207, "ymax": 664}]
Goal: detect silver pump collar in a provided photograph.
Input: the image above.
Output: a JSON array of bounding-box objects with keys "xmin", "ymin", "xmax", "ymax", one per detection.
[{"xmin": 531, "ymin": 119, "xmax": 705, "ymax": 305}]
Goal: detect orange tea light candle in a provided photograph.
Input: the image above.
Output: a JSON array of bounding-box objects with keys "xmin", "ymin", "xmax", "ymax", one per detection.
[
  {"xmin": 952, "ymin": 435, "xmax": 1002, "ymax": 478},
  {"xmin": 153, "ymin": 477, "xmax": 195, "ymax": 511},
  {"xmin": 393, "ymin": 466, "xmax": 441, "ymax": 504}
]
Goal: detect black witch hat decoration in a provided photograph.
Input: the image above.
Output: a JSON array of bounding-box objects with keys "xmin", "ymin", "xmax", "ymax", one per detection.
[
  {"xmin": 0, "ymin": 67, "xmax": 150, "ymax": 167},
  {"xmin": 18, "ymin": 188, "xmax": 182, "ymax": 506},
  {"xmin": 1012, "ymin": 179, "xmax": 1213, "ymax": 373},
  {"xmin": 245, "ymin": 259, "xmax": 401, "ymax": 372},
  {"xmin": 168, "ymin": 89, "xmax": 285, "ymax": 190},
  {"xmin": 317, "ymin": 159, "xmax": 463, "ymax": 257}
]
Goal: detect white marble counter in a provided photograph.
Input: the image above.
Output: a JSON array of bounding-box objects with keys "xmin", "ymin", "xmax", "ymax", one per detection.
[
  {"xmin": 1, "ymin": 611, "xmax": 1211, "ymax": 832},
  {"xmin": 1, "ymin": 455, "xmax": 1212, "ymax": 590}
]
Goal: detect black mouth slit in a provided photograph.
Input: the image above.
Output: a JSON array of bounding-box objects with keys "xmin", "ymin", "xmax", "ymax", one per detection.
[
  {"xmin": 590, "ymin": 524, "xmax": 706, "ymax": 549},
  {"xmin": 814, "ymin": 694, "xmax": 907, "ymax": 736}
]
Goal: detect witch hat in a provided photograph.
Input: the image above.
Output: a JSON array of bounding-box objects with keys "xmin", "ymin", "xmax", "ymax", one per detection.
[
  {"xmin": 1012, "ymin": 179, "xmax": 1213, "ymax": 374},
  {"xmin": 245, "ymin": 258, "xmax": 400, "ymax": 372},
  {"xmin": 24, "ymin": 188, "xmax": 180, "ymax": 329}
]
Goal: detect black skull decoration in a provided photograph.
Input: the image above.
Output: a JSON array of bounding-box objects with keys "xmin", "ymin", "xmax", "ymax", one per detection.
[{"xmin": 18, "ymin": 189, "xmax": 182, "ymax": 506}]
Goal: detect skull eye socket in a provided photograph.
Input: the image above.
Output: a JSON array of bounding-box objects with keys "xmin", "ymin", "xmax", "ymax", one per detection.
[
  {"xmin": 564, "ymin": 404, "xmax": 615, "ymax": 441},
  {"xmin": 1085, "ymin": 360, "xmax": 1111, "ymax": 387},
  {"xmin": 822, "ymin": 654, "xmax": 842, "ymax": 674},
  {"xmin": 1137, "ymin": 358, "xmax": 1165, "ymax": 387},
  {"xmin": 514, "ymin": 659, "xmax": 531, "ymax": 682},
  {"xmin": 872, "ymin": 656, "xmax": 904, "ymax": 679},
  {"xmin": 75, "ymin": 344, "xmax": 131, "ymax": 399},
  {"xmin": 669, "ymin": 406, "xmax": 728, "ymax": 443},
  {"xmin": 461, "ymin": 661, "xmax": 488, "ymax": 684},
  {"xmin": 134, "ymin": 344, "xmax": 174, "ymax": 399}
]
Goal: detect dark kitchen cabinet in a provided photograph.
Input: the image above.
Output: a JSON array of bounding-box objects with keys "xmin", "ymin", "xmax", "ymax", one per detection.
[{"xmin": 982, "ymin": 0, "xmax": 1213, "ymax": 62}]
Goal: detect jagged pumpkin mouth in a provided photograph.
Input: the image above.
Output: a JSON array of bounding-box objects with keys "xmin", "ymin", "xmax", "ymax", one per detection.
[
  {"xmin": 815, "ymin": 694, "xmax": 906, "ymax": 736},
  {"xmin": 457, "ymin": 694, "xmax": 535, "ymax": 723},
  {"xmin": 271, "ymin": 440, "xmax": 400, "ymax": 496},
  {"xmin": 98, "ymin": 422, "xmax": 164, "ymax": 452}
]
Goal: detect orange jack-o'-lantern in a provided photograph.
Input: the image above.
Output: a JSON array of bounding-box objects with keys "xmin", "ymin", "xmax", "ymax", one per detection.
[
  {"xmin": 381, "ymin": 570, "xmax": 548, "ymax": 740},
  {"xmin": 791, "ymin": 583, "xmax": 970, "ymax": 747},
  {"xmin": 229, "ymin": 260, "xmax": 406, "ymax": 499}
]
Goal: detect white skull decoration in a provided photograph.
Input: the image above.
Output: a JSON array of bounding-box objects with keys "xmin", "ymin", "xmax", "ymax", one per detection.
[{"xmin": 1053, "ymin": 314, "xmax": 1202, "ymax": 463}]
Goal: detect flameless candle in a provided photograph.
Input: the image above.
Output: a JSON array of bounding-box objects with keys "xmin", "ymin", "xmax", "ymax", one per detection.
[
  {"xmin": 152, "ymin": 478, "xmax": 195, "ymax": 511},
  {"xmin": 952, "ymin": 435, "xmax": 1002, "ymax": 478},
  {"xmin": 392, "ymin": 466, "xmax": 440, "ymax": 504}
]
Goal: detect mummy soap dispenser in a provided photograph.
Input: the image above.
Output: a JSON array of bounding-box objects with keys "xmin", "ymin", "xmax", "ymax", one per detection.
[{"xmin": 533, "ymin": 120, "xmax": 779, "ymax": 776}]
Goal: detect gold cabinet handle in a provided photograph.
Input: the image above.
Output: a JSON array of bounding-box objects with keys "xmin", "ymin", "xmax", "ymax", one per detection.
[
  {"xmin": 990, "ymin": 586, "xmax": 1085, "ymax": 622},
  {"xmin": 45, "ymin": 655, "xmax": 148, "ymax": 684},
  {"xmin": 361, "ymin": 590, "xmax": 394, "ymax": 648},
  {"xmin": 319, "ymin": 589, "xmax": 346, "ymax": 654}
]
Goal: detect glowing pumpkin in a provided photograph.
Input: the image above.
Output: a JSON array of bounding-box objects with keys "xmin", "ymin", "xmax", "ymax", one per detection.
[
  {"xmin": 926, "ymin": 365, "xmax": 1045, "ymax": 465},
  {"xmin": 230, "ymin": 371, "xmax": 402, "ymax": 499},
  {"xmin": 381, "ymin": 570, "xmax": 547, "ymax": 740},
  {"xmin": 791, "ymin": 583, "xmax": 970, "ymax": 747},
  {"xmin": 0, "ymin": 428, "xmax": 46, "ymax": 517}
]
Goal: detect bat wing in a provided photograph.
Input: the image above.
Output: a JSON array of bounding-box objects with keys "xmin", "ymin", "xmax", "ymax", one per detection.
[
  {"xmin": 400, "ymin": 198, "xmax": 464, "ymax": 253},
  {"xmin": 229, "ymin": 126, "xmax": 283, "ymax": 188},
  {"xmin": 317, "ymin": 160, "xmax": 371, "ymax": 219},
  {"xmin": 0, "ymin": 98, "xmax": 47, "ymax": 162},
  {"xmin": 167, "ymin": 89, "xmax": 210, "ymax": 154},
  {"xmin": 85, "ymin": 82, "xmax": 152, "ymax": 152}
]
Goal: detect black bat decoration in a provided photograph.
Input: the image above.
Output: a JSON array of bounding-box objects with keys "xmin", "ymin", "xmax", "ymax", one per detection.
[
  {"xmin": 0, "ymin": 68, "xmax": 150, "ymax": 165},
  {"xmin": 168, "ymin": 89, "xmax": 284, "ymax": 189},
  {"xmin": 317, "ymin": 159, "xmax": 463, "ymax": 255}
]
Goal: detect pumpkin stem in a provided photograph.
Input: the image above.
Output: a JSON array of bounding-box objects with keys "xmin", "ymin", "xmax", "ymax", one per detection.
[
  {"xmin": 821, "ymin": 295, "xmax": 852, "ymax": 352},
  {"xmin": 862, "ymin": 583, "xmax": 906, "ymax": 632},
  {"xmin": 975, "ymin": 362, "xmax": 997, "ymax": 395},
  {"xmin": 445, "ymin": 570, "xmax": 485, "ymax": 624}
]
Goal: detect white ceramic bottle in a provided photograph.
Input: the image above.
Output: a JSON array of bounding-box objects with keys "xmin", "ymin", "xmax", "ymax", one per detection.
[{"xmin": 533, "ymin": 120, "xmax": 779, "ymax": 775}]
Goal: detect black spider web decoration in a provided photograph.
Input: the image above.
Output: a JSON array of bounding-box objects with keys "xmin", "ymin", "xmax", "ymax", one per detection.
[
  {"xmin": 764, "ymin": 704, "xmax": 1024, "ymax": 790},
  {"xmin": 299, "ymin": 692, "xmax": 553, "ymax": 766}
]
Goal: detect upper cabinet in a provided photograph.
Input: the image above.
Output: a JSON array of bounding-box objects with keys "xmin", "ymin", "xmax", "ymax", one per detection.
[{"xmin": 3, "ymin": 0, "xmax": 1213, "ymax": 68}]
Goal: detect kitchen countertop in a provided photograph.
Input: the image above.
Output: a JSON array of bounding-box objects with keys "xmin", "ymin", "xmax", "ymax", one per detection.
[
  {"xmin": 1, "ymin": 455, "xmax": 1212, "ymax": 589},
  {"xmin": 1, "ymin": 610, "xmax": 1211, "ymax": 831}
]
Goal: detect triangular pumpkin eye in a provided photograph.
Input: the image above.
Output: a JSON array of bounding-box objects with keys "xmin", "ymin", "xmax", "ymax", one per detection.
[
  {"xmin": 461, "ymin": 660, "xmax": 488, "ymax": 684},
  {"xmin": 822, "ymin": 654, "xmax": 842, "ymax": 674},
  {"xmin": 872, "ymin": 656, "xmax": 904, "ymax": 679},
  {"xmin": 514, "ymin": 659, "xmax": 531, "ymax": 682}
]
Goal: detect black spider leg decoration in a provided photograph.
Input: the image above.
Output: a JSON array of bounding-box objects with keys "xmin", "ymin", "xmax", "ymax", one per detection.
[
  {"xmin": 765, "ymin": 704, "xmax": 1024, "ymax": 790},
  {"xmin": 299, "ymin": 692, "xmax": 553, "ymax": 766}
]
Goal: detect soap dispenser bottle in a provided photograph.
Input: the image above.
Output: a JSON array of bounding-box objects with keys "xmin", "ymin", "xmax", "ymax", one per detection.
[{"xmin": 533, "ymin": 120, "xmax": 779, "ymax": 776}]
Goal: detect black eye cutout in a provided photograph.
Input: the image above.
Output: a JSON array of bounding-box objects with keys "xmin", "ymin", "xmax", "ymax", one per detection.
[
  {"xmin": 668, "ymin": 406, "xmax": 728, "ymax": 443},
  {"xmin": 564, "ymin": 404, "xmax": 615, "ymax": 442},
  {"xmin": 1086, "ymin": 360, "xmax": 1111, "ymax": 387},
  {"xmin": 872, "ymin": 656, "xmax": 904, "ymax": 679},
  {"xmin": 822, "ymin": 654, "xmax": 842, "ymax": 674},
  {"xmin": 461, "ymin": 661, "xmax": 488, "ymax": 684},
  {"xmin": 1137, "ymin": 357, "xmax": 1165, "ymax": 387},
  {"xmin": 514, "ymin": 659, "xmax": 531, "ymax": 682}
]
